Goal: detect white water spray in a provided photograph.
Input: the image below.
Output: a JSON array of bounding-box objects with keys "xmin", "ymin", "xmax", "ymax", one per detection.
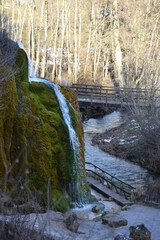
[
  {"xmin": 17, "ymin": 41, "xmax": 88, "ymax": 203},
  {"xmin": 17, "ymin": 41, "xmax": 35, "ymax": 77}
]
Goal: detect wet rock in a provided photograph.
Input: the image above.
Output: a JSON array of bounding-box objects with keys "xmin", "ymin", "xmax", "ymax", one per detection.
[
  {"xmin": 129, "ymin": 224, "xmax": 151, "ymax": 240},
  {"xmin": 65, "ymin": 213, "xmax": 79, "ymax": 232},
  {"xmin": 0, "ymin": 220, "xmax": 53, "ymax": 240},
  {"xmin": 92, "ymin": 205, "xmax": 101, "ymax": 213},
  {"xmin": 121, "ymin": 205, "xmax": 130, "ymax": 211},
  {"xmin": 115, "ymin": 235, "xmax": 133, "ymax": 240},
  {"xmin": 16, "ymin": 201, "xmax": 43, "ymax": 214},
  {"xmin": 102, "ymin": 213, "xmax": 128, "ymax": 228}
]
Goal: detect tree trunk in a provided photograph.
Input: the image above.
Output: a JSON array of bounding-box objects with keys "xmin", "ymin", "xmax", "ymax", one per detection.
[
  {"xmin": 52, "ymin": 0, "xmax": 60, "ymax": 81},
  {"xmin": 41, "ymin": 0, "xmax": 48, "ymax": 78},
  {"xmin": 19, "ymin": 0, "xmax": 28, "ymax": 41},
  {"xmin": 67, "ymin": 7, "xmax": 72, "ymax": 76},
  {"xmin": 84, "ymin": 3, "xmax": 93, "ymax": 76},
  {"xmin": 78, "ymin": 4, "xmax": 81, "ymax": 72},
  {"xmin": 12, "ymin": 0, "xmax": 15, "ymax": 40},
  {"xmin": 35, "ymin": 0, "xmax": 45, "ymax": 75},
  {"xmin": 74, "ymin": 0, "xmax": 78, "ymax": 83},
  {"xmin": 58, "ymin": 0, "xmax": 65, "ymax": 84},
  {"xmin": 113, "ymin": 0, "xmax": 124, "ymax": 87}
]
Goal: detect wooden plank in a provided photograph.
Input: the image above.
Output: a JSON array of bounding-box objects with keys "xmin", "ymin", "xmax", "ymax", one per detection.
[{"xmin": 87, "ymin": 176, "xmax": 132, "ymax": 206}]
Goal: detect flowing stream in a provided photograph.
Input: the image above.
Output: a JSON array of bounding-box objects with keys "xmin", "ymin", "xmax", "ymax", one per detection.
[{"xmin": 83, "ymin": 111, "xmax": 153, "ymax": 189}]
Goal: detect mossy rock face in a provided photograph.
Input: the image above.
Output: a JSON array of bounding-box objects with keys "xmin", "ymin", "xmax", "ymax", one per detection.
[{"xmin": 0, "ymin": 47, "xmax": 89, "ymax": 212}]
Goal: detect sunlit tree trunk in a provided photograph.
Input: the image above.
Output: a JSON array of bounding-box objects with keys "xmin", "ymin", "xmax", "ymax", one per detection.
[
  {"xmin": 74, "ymin": 0, "xmax": 78, "ymax": 83},
  {"xmin": 1, "ymin": 0, "xmax": 4, "ymax": 33},
  {"xmin": 67, "ymin": 7, "xmax": 72, "ymax": 76},
  {"xmin": 35, "ymin": 0, "xmax": 45, "ymax": 75},
  {"xmin": 58, "ymin": 0, "xmax": 65, "ymax": 84},
  {"xmin": 19, "ymin": 0, "xmax": 28, "ymax": 41},
  {"xmin": 41, "ymin": 0, "xmax": 48, "ymax": 78},
  {"xmin": 15, "ymin": 0, "xmax": 22, "ymax": 40},
  {"xmin": 52, "ymin": 0, "xmax": 60, "ymax": 81},
  {"xmin": 27, "ymin": 16, "xmax": 31, "ymax": 57},
  {"xmin": 84, "ymin": 3, "xmax": 93, "ymax": 76},
  {"xmin": 12, "ymin": 0, "xmax": 15, "ymax": 40},
  {"xmin": 78, "ymin": 3, "xmax": 81, "ymax": 72},
  {"xmin": 113, "ymin": 0, "xmax": 124, "ymax": 87}
]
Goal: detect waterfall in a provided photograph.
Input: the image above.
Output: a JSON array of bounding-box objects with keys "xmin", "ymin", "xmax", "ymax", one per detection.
[
  {"xmin": 17, "ymin": 41, "xmax": 35, "ymax": 77},
  {"xmin": 17, "ymin": 41, "xmax": 88, "ymax": 204}
]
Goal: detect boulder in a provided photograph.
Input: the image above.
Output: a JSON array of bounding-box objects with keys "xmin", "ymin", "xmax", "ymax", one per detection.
[
  {"xmin": 121, "ymin": 206, "xmax": 130, "ymax": 211},
  {"xmin": 65, "ymin": 213, "xmax": 79, "ymax": 233},
  {"xmin": 129, "ymin": 224, "xmax": 151, "ymax": 240},
  {"xmin": 102, "ymin": 213, "xmax": 128, "ymax": 228},
  {"xmin": 92, "ymin": 205, "xmax": 101, "ymax": 213}
]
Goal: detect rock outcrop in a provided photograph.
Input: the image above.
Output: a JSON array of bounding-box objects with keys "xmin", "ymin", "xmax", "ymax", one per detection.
[
  {"xmin": 65, "ymin": 213, "xmax": 79, "ymax": 232},
  {"xmin": 129, "ymin": 224, "xmax": 151, "ymax": 240},
  {"xmin": 0, "ymin": 38, "xmax": 90, "ymax": 212},
  {"xmin": 102, "ymin": 213, "xmax": 128, "ymax": 228}
]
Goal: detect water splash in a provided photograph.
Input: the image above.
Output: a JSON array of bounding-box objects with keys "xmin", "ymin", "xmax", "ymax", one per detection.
[{"xmin": 17, "ymin": 41, "xmax": 88, "ymax": 203}]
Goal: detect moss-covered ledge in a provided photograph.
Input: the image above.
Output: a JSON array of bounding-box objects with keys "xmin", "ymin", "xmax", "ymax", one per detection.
[{"xmin": 0, "ymin": 45, "xmax": 90, "ymax": 213}]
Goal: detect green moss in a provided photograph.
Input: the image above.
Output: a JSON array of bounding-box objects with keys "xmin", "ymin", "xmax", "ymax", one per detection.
[
  {"xmin": 0, "ymin": 66, "xmax": 18, "ymax": 189},
  {"xmin": 15, "ymin": 48, "xmax": 28, "ymax": 83},
  {"xmin": 0, "ymin": 48, "xmax": 90, "ymax": 211}
]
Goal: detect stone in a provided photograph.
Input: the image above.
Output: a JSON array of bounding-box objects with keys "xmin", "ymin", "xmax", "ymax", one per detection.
[
  {"xmin": 129, "ymin": 224, "xmax": 151, "ymax": 240},
  {"xmin": 102, "ymin": 213, "xmax": 128, "ymax": 228},
  {"xmin": 65, "ymin": 213, "xmax": 79, "ymax": 233},
  {"xmin": 16, "ymin": 201, "xmax": 43, "ymax": 214},
  {"xmin": 121, "ymin": 205, "xmax": 130, "ymax": 211},
  {"xmin": 115, "ymin": 235, "xmax": 133, "ymax": 240},
  {"xmin": 92, "ymin": 205, "xmax": 101, "ymax": 213}
]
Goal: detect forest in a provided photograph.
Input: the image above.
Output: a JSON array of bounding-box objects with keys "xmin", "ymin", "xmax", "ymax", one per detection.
[{"xmin": 1, "ymin": 0, "xmax": 159, "ymax": 88}]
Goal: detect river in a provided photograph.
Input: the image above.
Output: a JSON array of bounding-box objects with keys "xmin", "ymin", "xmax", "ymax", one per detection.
[{"xmin": 83, "ymin": 111, "xmax": 153, "ymax": 189}]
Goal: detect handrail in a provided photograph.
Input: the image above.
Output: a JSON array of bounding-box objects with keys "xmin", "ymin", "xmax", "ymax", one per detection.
[
  {"xmin": 70, "ymin": 83, "xmax": 153, "ymax": 107},
  {"xmin": 86, "ymin": 162, "xmax": 135, "ymax": 189},
  {"xmin": 71, "ymin": 83, "xmax": 151, "ymax": 105},
  {"xmin": 71, "ymin": 83, "xmax": 152, "ymax": 92},
  {"xmin": 86, "ymin": 169, "xmax": 131, "ymax": 196},
  {"xmin": 85, "ymin": 162, "xmax": 135, "ymax": 197}
]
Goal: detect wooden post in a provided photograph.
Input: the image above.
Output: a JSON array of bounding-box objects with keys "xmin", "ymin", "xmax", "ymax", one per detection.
[
  {"xmin": 106, "ymin": 90, "xmax": 108, "ymax": 106},
  {"xmin": 91, "ymin": 88, "xmax": 93, "ymax": 105},
  {"xmin": 100, "ymin": 86, "xmax": 102, "ymax": 100}
]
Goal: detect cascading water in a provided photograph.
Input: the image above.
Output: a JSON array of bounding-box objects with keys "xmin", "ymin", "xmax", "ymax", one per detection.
[
  {"xmin": 17, "ymin": 40, "xmax": 35, "ymax": 77},
  {"xmin": 17, "ymin": 41, "xmax": 88, "ymax": 204}
]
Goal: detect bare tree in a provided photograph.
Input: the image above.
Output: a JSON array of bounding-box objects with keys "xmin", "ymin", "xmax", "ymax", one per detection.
[
  {"xmin": 58, "ymin": 0, "xmax": 65, "ymax": 84},
  {"xmin": 112, "ymin": 0, "xmax": 124, "ymax": 87},
  {"xmin": 41, "ymin": 0, "xmax": 48, "ymax": 78},
  {"xmin": 52, "ymin": 0, "xmax": 60, "ymax": 81},
  {"xmin": 74, "ymin": 0, "xmax": 78, "ymax": 83},
  {"xmin": 35, "ymin": 0, "xmax": 45, "ymax": 75}
]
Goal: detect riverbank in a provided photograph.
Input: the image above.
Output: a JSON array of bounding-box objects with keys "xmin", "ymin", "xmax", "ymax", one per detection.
[
  {"xmin": 92, "ymin": 116, "xmax": 160, "ymax": 175},
  {"xmin": 92, "ymin": 113, "xmax": 160, "ymax": 204},
  {"xmin": 1, "ymin": 200, "xmax": 160, "ymax": 240}
]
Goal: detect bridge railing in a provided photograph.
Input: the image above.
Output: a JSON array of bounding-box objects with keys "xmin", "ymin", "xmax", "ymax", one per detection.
[
  {"xmin": 85, "ymin": 162, "xmax": 135, "ymax": 199},
  {"xmin": 71, "ymin": 83, "xmax": 150, "ymax": 106}
]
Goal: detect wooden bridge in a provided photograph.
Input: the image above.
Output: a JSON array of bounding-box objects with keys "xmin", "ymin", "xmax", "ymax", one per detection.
[
  {"xmin": 86, "ymin": 162, "xmax": 135, "ymax": 206},
  {"xmin": 71, "ymin": 83, "xmax": 155, "ymax": 110}
]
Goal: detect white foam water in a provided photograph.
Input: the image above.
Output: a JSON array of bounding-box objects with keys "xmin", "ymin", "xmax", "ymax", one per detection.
[{"xmin": 17, "ymin": 40, "xmax": 35, "ymax": 77}]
